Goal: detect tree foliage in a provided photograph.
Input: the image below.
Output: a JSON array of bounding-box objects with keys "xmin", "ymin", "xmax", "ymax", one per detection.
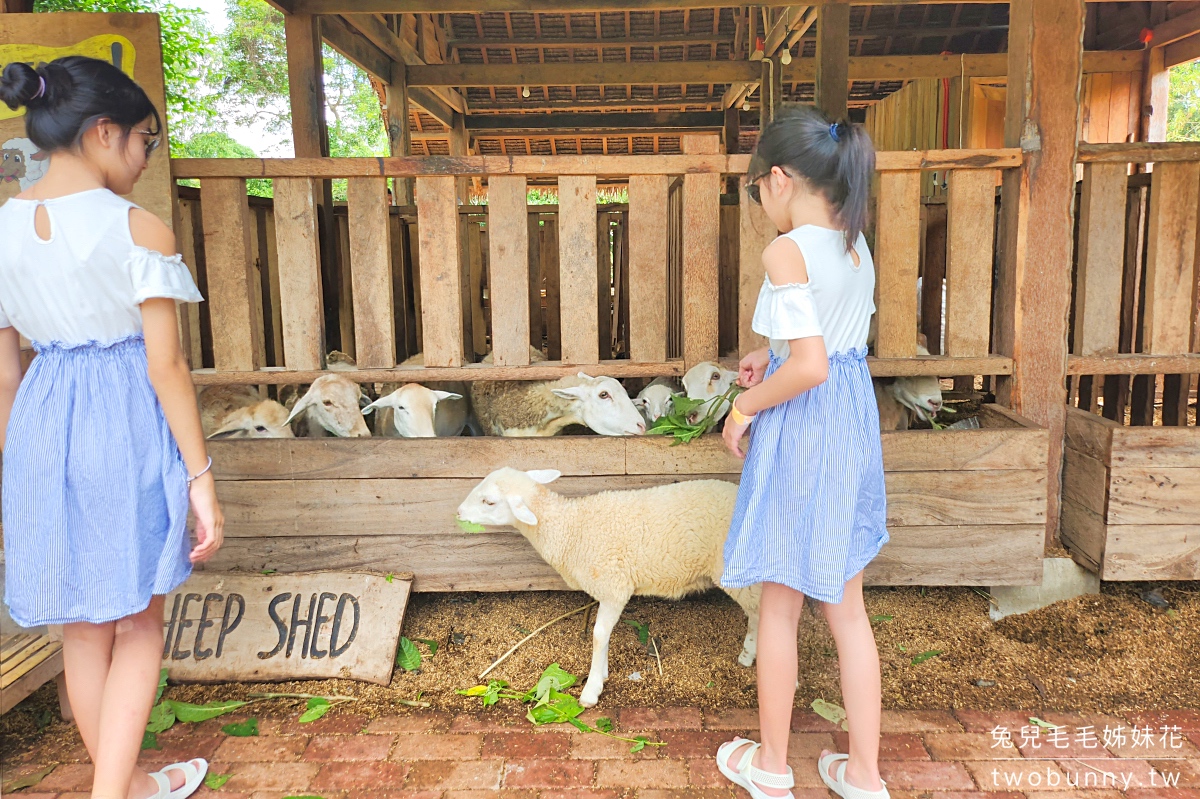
[
  {"xmin": 172, "ymin": 131, "xmax": 272, "ymax": 196},
  {"xmin": 1169, "ymin": 60, "xmax": 1200, "ymax": 142}
]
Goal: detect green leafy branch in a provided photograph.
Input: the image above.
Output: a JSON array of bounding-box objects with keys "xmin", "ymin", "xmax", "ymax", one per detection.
[
  {"xmin": 458, "ymin": 664, "xmax": 665, "ymax": 753},
  {"xmin": 646, "ymin": 383, "xmax": 744, "ymax": 445}
]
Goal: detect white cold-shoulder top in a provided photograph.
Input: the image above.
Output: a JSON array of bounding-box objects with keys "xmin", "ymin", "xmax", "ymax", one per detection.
[
  {"xmin": 751, "ymin": 225, "xmax": 876, "ymax": 359},
  {"xmin": 0, "ymin": 188, "xmax": 203, "ymax": 344}
]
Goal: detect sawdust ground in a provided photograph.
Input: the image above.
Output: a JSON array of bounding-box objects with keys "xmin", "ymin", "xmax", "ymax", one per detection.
[{"xmin": 6, "ymin": 581, "xmax": 1200, "ymax": 772}]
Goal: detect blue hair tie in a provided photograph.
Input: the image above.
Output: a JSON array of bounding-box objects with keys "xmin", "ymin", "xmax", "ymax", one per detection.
[{"xmin": 829, "ymin": 122, "xmax": 841, "ymax": 142}]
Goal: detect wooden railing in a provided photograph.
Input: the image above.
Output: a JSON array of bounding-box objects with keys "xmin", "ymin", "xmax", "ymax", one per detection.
[
  {"xmin": 169, "ymin": 149, "xmax": 1022, "ymax": 385},
  {"xmin": 1070, "ymin": 142, "xmax": 1200, "ymax": 425}
]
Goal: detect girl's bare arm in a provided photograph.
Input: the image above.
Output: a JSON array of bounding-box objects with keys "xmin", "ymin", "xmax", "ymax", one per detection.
[{"xmin": 0, "ymin": 327, "xmax": 22, "ymax": 450}]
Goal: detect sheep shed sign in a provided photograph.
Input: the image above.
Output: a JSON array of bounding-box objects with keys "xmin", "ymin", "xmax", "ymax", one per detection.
[
  {"xmin": 0, "ymin": 13, "xmax": 174, "ymax": 224},
  {"xmin": 161, "ymin": 572, "xmax": 412, "ymax": 685}
]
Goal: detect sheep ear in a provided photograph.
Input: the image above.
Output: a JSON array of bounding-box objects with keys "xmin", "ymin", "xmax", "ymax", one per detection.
[
  {"xmin": 507, "ymin": 495, "xmax": 539, "ymax": 525},
  {"xmin": 361, "ymin": 396, "xmax": 386, "ymax": 416},
  {"xmin": 576, "ymin": 371, "xmax": 595, "ymax": 380},
  {"xmin": 433, "ymin": 390, "xmax": 462, "ymax": 402},
  {"xmin": 284, "ymin": 393, "xmax": 314, "ymax": 424},
  {"xmin": 551, "ymin": 386, "xmax": 588, "ymax": 402},
  {"xmin": 358, "ymin": 392, "xmax": 372, "ymax": 410},
  {"xmin": 632, "ymin": 397, "xmax": 647, "ymax": 409},
  {"xmin": 525, "ymin": 469, "xmax": 561, "ymax": 485}
]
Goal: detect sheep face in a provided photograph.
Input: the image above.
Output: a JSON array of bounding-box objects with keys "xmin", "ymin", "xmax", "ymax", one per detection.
[
  {"xmin": 208, "ymin": 400, "xmax": 295, "ymax": 439},
  {"xmin": 1, "ymin": 148, "xmax": 26, "ymax": 184},
  {"xmin": 362, "ymin": 384, "xmax": 461, "ymax": 437},
  {"xmin": 1, "ymin": 139, "xmax": 48, "ymax": 190},
  {"xmin": 681, "ymin": 362, "xmax": 738, "ymax": 425},
  {"xmin": 551, "ymin": 375, "xmax": 646, "ymax": 436},
  {"xmin": 633, "ymin": 382, "xmax": 678, "ymax": 423},
  {"xmin": 456, "ymin": 467, "xmax": 562, "ymax": 527},
  {"xmin": 286, "ymin": 374, "xmax": 372, "ymax": 437},
  {"xmin": 887, "ymin": 345, "xmax": 943, "ymax": 422}
]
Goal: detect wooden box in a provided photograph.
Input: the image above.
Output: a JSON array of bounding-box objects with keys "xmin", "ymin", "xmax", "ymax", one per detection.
[
  {"xmin": 1062, "ymin": 406, "xmax": 1200, "ymax": 580},
  {"xmin": 203, "ymin": 404, "xmax": 1048, "ymax": 591}
]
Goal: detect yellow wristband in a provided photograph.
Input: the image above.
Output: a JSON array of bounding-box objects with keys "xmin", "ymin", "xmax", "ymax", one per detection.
[{"xmin": 730, "ymin": 398, "xmax": 755, "ymax": 425}]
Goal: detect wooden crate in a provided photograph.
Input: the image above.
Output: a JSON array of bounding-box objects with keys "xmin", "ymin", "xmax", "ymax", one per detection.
[
  {"xmin": 1062, "ymin": 406, "xmax": 1200, "ymax": 580},
  {"xmin": 202, "ymin": 404, "xmax": 1047, "ymax": 591}
]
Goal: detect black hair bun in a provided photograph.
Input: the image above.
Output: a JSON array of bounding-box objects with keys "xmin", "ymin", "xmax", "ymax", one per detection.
[{"xmin": 0, "ymin": 62, "xmax": 43, "ymax": 111}]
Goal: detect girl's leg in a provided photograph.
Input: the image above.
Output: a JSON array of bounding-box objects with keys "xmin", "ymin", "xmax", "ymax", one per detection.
[
  {"xmin": 819, "ymin": 571, "xmax": 884, "ymax": 791},
  {"xmin": 722, "ymin": 581, "xmax": 805, "ymax": 798},
  {"xmin": 62, "ymin": 619, "xmax": 117, "ymax": 764}
]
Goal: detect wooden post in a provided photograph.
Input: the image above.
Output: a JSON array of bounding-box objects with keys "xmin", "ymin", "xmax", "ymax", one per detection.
[
  {"xmin": 0, "ymin": 0, "xmax": 32, "ymax": 12},
  {"xmin": 558, "ymin": 176, "xmax": 599, "ymax": 365},
  {"xmin": 995, "ymin": 0, "xmax": 1085, "ymax": 548},
  {"xmin": 386, "ymin": 61, "xmax": 413, "ymax": 205},
  {"xmin": 201, "ymin": 179, "xmax": 260, "ymax": 372},
  {"xmin": 487, "ymin": 176, "xmax": 531, "ymax": 366},
  {"xmin": 347, "ymin": 177, "xmax": 397, "ymax": 368},
  {"xmin": 682, "ymin": 134, "xmax": 721, "ymax": 367},
  {"xmin": 1141, "ymin": 6, "xmax": 1170, "ymax": 144},
  {"xmin": 272, "ymin": 178, "xmax": 326, "ymax": 370},
  {"xmin": 449, "ymin": 112, "xmax": 470, "ymax": 203},
  {"xmin": 723, "ymin": 106, "xmax": 740, "ymax": 154},
  {"xmin": 816, "ymin": 3, "xmax": 850, "ymax": 120}
]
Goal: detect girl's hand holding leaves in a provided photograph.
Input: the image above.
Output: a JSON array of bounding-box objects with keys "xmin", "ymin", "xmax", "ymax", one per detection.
[{"xmin": 647, "ymin": 384, "xmax": 744, "ymax": 446}]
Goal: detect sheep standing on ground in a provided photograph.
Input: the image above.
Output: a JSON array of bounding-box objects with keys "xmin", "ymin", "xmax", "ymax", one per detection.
[
  {"xmin": 682, "ymin": 362, "xmax": 739, "ymax": 425},
  {"xmin": 457, "ymin": 468, "xmax": 760, "ymax": 707},
  {"xmin": 285, "ymin": 373, "xmax": 372, "ymax": 437},
  {"xmin": 633, "ymin": 377, "xmax": 680, "ymax": 424}
]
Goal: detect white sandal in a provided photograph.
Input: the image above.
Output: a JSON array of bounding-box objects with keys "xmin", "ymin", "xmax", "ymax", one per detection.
[
  {"xmin": 818, "ymin": 752, "xmax": 889, "ymax": 799},
  {"xmin": 156, "ymin": 758, "xmax": 208, "ymax": 799},
  {"xmin": 716, "ymin": 737, "xmax": 795, "ymax": 799},
  {"xmin": 141, "ymin": 772, "xmax": 171, "ymax": 799}
]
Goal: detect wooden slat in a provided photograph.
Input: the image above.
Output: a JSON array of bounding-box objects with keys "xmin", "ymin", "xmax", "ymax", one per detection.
[
  {"xmin": 1109, "ymin": 425, "xmax": 1200, "ymax": 468},
  {"xmin": 557, "ymin": 175, "xmax": 599, "ymax": 365},
  {"xmin": 1059, "ymin": 497, "xmax": 1106, "ymax": 574},
  {"xmin": 346, "ymin": 177, "xmax": 396, "ymax": 368},
  {"xmin": 200, "ymin": 178, "xmax": 260, "ymax": 371},
  {"xmin": 175, "ymin": 199, "xmax": 204, "ymax": 368},
  {"xmin": 682, "ymin": 135, "xmax": 721, "ymax": 366},
  {"xmin": 944, "ymin": 169, "xmax": 996, "ymax": 357},
  {"xmin": 0, "ymin": 637, "xmax": 59, "ymax": 689},
  {"xmin": 527, "ymin": 212, "xmax": 543, "ymax": 350},
  {"xmin": 1067, "ymin": 353, "xmax": 1200, "ymax": 375},
  {"xmin": 875, "ymin": 170, "xmax": 922, "ymax": 358},
  {"xmin": 1061, "ymin": 448, "xmax": 1109, "ymax": 516},
  {"xmin": 271, "ymin": 178, "xmax": 325, "ymax": 370},
  {"xmin": 542, "ymin": 218, "xmax": 562, "ymax": 359},
  {"xmin": 1073, "ymin": 162, "xmax": 1129, "ymax": 356},
  {"xmin": 263, "ymin": 209, "xmax": 284, "ymax": 366},
  {"xmin": 487, "ymin": 176, "xmax": 531, "ymax": 366},
  {"xmin": 1102, "ymin": 525, "xmax": 1200, "ymax": 580},
  {"xmin": 816, "ymin": 2, "xmax": 851, "ymax": 119},
  {"xmin": 865, "ymin": 525, "xmax": 1044, "ymax": 586},
  {"xmin": 1077, "ymin": 142, "xmax": 1200, "ymax": 162},
  {"xmin": 0, "ymin": 640, "xmax": 63, "ymax": 715},
  {"xmin": 1107, "ymin": 466, "xmax": 1200, "ymax": 524},
  {"xmin": 1064, "ymin": 406, "xmax": 1118, "ymax": 465},
  {"xmin": 171, "ymin": 149, "xmax": 1022, "ymax": 180},
  {"xmin": 738, "ymin": 183, "xmax": 775, "ymax": 356},
  {"xmin": 627, "ymin": 175, "xmax": 669, "ymax": 362},
  {"xmin": 1143, "ymin": 161, "xmax": 1200, "ymax": 355},
  {"xmin": 414, "ymin": 176, "xmax": 464, "ymax": 367}
]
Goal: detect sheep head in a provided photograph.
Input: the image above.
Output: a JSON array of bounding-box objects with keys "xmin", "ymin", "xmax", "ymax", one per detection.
[
  {"xmin": 457, "ymin": 467, "xmax": 562, "ymax": 528},
  {"xmin": 362, "ymin": 383, "xmax": 461, "ymax": 438},
  {"xmin": 634, "ymin": 381, "xmax": 678, "ymax": 423},
  {"xmin": 681, "ymin": 362, "xmax": 738, "ymax": 424},
  {"xmin": 208, "ymin": 400, "xmax": 295, "ymax": 439},
  {"xmin": 285, "ymin": 374, "xmax": 372, "ymax": 437},
  {"xmin": 550, "ymin": 373, "xmax": 645, "ymax": 436},
  {"xmin": 886, "ymin": 344, "xmax": 943, "ymax": 421}
]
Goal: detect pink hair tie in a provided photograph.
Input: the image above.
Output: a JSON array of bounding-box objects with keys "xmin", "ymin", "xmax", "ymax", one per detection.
[{"xmin": 31, "ymin": 76, "xmax": 46, "ymax": 101}]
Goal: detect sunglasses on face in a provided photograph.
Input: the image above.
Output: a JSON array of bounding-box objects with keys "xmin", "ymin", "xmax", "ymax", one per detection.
[
  {"xmin": 133, "ymin": 128, "xmax": 161, "ymax": 160},
  {"xmin": 746, "ymin": 180, "xmax": 762, "ymax": 205}
]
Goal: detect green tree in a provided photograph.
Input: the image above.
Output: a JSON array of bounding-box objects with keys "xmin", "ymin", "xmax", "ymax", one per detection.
[
  {"xmin": 172, "ymin": 131, "xmax": 272, "ymax": 196},
  {"xmin": 1169, "ymin": 60, "xmax": 1200, "ymax": 142},
  {"xmin": 217, "ymin": 0, "xmax": 290, "ymax": 134},
  {"xmin": 34, "ymin": 0, "xmax": 215, "ymax": 131}
]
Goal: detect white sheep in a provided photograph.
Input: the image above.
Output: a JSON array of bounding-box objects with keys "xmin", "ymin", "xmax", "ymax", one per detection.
[
  {"xmin": 363, "ymin": 383, "xmax": 464, "ymax": 437},
  {"xmin": 681, "ymin": 362, "xmax": 739, "ymax": 425},
  {"xmin": 457, "ymin": 468, "xmax": 760, "ymax": 707},
  {"xmin": 1, "ymin": 138, "xmax": 48, "ymax": 191},
  {"xmin": 285, "ymin": 373, "xmax": 372, "ymax": 437},
  {"xmin": 198, "ymin": 385, "xmax": 294, "ymax": 439},
  {"xmin": 633, "ymin": 377, "xmax": 680, "ymax": 424}
]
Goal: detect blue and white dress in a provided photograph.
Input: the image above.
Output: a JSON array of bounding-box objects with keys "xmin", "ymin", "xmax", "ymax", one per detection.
[
  {"xmin": 0, "ymin": 188, "xmax": 204, "ymax": 627},
  {"xmin": 721, "ymin": 225, "xmax": 889, "ymax": 604}
]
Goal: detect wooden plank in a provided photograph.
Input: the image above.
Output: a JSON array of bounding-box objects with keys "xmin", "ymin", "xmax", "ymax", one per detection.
[
  {"xmin": 1107, "ymin": 467, "xmax": 1200, "ymax": 524},
  {"xmin": 487, "ymin": 176, "xmax": 531, "ymax": 366},
  {"xmin": 944, "ymin": 169, "xmax": 997, "ymax": 357},
  {"xmin": 1064, "ymin": 406, "xmax": 1117, "ymax": 466},
  {"xmin": 1078, "ymin": 142, "xmax": 1200, "ymax": 162},
  {"xmin": 1102, "ymin": 525, "xmax": 1200, "ymax": 580},
  {"xmin": 200, "ymin": 178, "xmax": 260, "ymax": 372},
  {"xmin": 347, "ymin": 177, "xmax": 396, "ymax": 368},
  {"xmin": 682, "ymin": 135, "xmax": 721, "ymax": 367},
  {"xmin": 527, "ymin": 212, "xmax": 543, "ymax": 350},
  {"xmin": 738, "ymin": 183, "xmax": 775, "ymax": 356},
  {"xmin": 170, "ymin": 149, "xmax": 1022, "ymax": 180},
  {"xmin": 557, "ymin": 175, "xmax": 599, "ymax": 365},
  {"xmin": 414, "ymin": 176, "xmax": 464, "ymax": 367},
  {"xmin": 875, "ymin": 170, "xmax": 922, "ymax": 358},
  {"xmin": 0, "ymin": 641, "xmax": 62, "ymax": 715},
  {"xmin": 597, "ymin": 212, "xmax": 612, "ymax": 359},
  {"xmin": 161, "ymin": 572, "xmax": 409, "ymax": 686},
  {"xmin": 1143, "ymin": 161, "xmax": 1200, "ymax": 354},
  {"xmin": 263, "ymin": 209, "xmax": 284, "ymax": 367},
  {"xmin": 1067, "ymin": 353, "xmax": 1200, "ymax": 374},
  {"xmin": 176, "ymin": 199, "xmax": 204, "ymax": 368},
  {"xmin": 1059, "ymin": 497, "xmax": 1107, "ymax": 574},
  {"xmin": 1062, "ymin": 449, "xmax": 1109, "ymax": 516},
  {"xmin": 1074, "ymin": 162, "xmax": 1129, "ymax": 356},
  {"xmin": 292, "ymin": 0, "xmax": 1163, "ymax": 12},
  {"xmin": 543, "ymin": 218, "xmax": 562, "ymax": 359},
  {"xmin": 271, "ymin": 178, "xmax": 325, "ymax": 370},
  {"xmin": 865, "ymin": 525, "xmax": 1044, "ymax": 586},
  {"xmin": 336, "ymin": 214, "xmax": 355, "ymax": 358},
  {"xmin": 628, "ymin": 175, "xmax": 669, "ymax": 362},
  {"xmin": 816, "ymin": 3, "xmax": 851, "ymax": 119},
  {"xmin": 1109, "ymin": 425, "xmax": 1200, "ymax": 468},
  {"xmin": 0, "ymin": 637, "xmax": 59, "ymax": 690},
  {"xmin": 464, "ymin": 216, "xmax": 485, "ymax": 358}
]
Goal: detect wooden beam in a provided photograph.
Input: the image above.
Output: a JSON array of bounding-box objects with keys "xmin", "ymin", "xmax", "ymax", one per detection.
[
  {"xmin": 816, "ymin": 3, "xmax": 850, "ymax": 119},
  {"xmin": 1166, "ymin": 32, "xmax": 1200, "ymax": 68},
  {"xmin": 1142, "ymin": 43, "xmax": 1170, "ymax": 142},
  {"xmin": 1147, "ymin": 7, "xmax": 1200, "ymax": 48},
  {"xmin": 285, "ymin": 14, "xmax": 328, "ymax": 159},
  {"xmin": 341, "ymin": 13, "xmax": 467, "ymax": 115},
  {"xmin": 1078, "ymin": 142, "xmax": 1200, "ymax": 162},
  {"xmin": 321, "ymin": 13, "xmax": 392, "ymax": 80},
  {"xmin": 294, "ymin": 0, "xmax": 1115, "ymax": 11},
  {"xmin": 386, "ymin": 62, "xmax": 413, "ymax": 204},
  {"xmin": 465, "ymin": 111, "xmax": 726, "ymax": 132},
  {"xmin": 450, "ymin": 33, "xmax": 731, "ymax": 48},
  {"xmin": 409, "ymin": 87, "xmax": 457, "ymax": 127}
]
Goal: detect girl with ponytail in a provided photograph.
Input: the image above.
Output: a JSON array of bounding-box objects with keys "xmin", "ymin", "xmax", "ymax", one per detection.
[
  {"xmin": 0, "ymin": 57, "xmax": 218, "ymax": 799},
  {"xmin": 714, "ymin": 104, "xmax": 890, "ymax": 799}
]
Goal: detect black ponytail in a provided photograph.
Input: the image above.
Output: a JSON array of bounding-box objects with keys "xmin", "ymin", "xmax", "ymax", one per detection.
[
  {"xmin": 747, "ymin": 103, "xmax": 876, "ymax": 253},
  {"xmin": 0, "ymin": 56, "xmax": 160, "ymax": 154}
]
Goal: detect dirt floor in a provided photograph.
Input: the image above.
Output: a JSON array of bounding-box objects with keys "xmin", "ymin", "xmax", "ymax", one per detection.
[{"xmin": 6, "ymin": 579, "xmax": 1200, "ymax": 769}]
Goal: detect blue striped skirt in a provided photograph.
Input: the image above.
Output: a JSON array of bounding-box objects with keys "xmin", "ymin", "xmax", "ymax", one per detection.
[
  {"xmin": 721, "ymin": 347, "xmax": 888, "ymax": 604},
  {"xmin": 3, "ymin": 336, "xmax": 192, "ymax": 627}
]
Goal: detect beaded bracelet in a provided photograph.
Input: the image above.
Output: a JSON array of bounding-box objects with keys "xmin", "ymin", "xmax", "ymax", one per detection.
[{"xmin": 187, "ymin": 456, "xmax": 213, "ymax": 485}]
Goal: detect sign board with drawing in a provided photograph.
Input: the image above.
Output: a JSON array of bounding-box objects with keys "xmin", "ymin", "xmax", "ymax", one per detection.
[
  {"xmin": 161, "ymin": 572, "xmax": 412, "ymax": 686},
  {"xmin": 0, "ymin": 13, "xmax": 173, "ymax": 225}
]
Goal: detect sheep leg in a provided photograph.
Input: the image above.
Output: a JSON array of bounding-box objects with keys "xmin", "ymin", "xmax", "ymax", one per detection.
[
  {"xmin": 579, "ymin": 599, "xmax": 626, "ymax": 708},
  {"xmin": 722, "ymin": 584, "xmax": 761, "ymax": 667}
]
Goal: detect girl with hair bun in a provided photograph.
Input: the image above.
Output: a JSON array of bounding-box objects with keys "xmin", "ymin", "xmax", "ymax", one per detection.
[
  {"xmin": 0, "ymin": 56, "xmax": 220, "ymax": 799},
  {"xmin": 714, "ymin": 103, "xmax": 890, "ymax": 799}
]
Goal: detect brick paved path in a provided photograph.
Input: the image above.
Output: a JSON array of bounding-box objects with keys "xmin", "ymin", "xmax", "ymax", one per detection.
[{"xmin": 13, "ymin": 707, "xmax": 1200, "ymax": 799}]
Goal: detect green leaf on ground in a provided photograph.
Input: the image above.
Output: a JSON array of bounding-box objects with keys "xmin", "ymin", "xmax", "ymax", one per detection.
[
  {"xmin": 458, "ymin": 685, "xmax": 489, "ymax": 696},
  {"xmin": 155, "ymin": 668, "xmax": 169, "ymax": 704},
  {"xmin": 385, "ymin": 573, "xmax": 394, "ymax": 583},
  {"xmin": 457, "ymin": 519, "xmax": 486, "ymax": 533},
  {"xmin": 299, "ymin": 697, "xmax": 332, "ymax": 724},
  {"xmin": 222, "ymin": 718, "xmax": 259, "ymax": 737},
  {"xmin": 525, "ymin": 663, "xmax": 578, "ymax": 703},
  {"xmin": 811, "ymin": 699, "xmax": 849, "ymax": 731},
  {"xmin": 146, "ymin": 701, "xmax": 177, "ymax": 733},
  {"xmin": 204, "ymin": 773, "xmax": 232, "ymax": 790},
  {"xmin": 631, "ymin": 736, "xmax": 649, "ymax": 753},
  {"xmin": 141, "ymin": 731, "xmax": 161, "ymax": 750},
  {"xmin": 261, "ymin": 569, "xmax": 277, "ymax": 575},
  {"xmin": 417, "ymin": 638, "xmax": 439, "ymax": 656},
  {"xmin": 870, "ymin": 614, "xmax": 894, "ymax": 623},
  {"xmin": 596, "ymin": 717, "xmax": 614, "ymax": 732},
  {"xmin": 397, "ymin": 637, "xmax": 422, "ymax": 671},
  {"xmin": 3, "ymin": 764, "xmax": 56, "ymax": 793},
  {"xmin": 910, "ymin": 650, "xmax": 943, "ymax": 665},
  {"xmin": 623, "ymin": 619, "xmax": 651, "ymax": 646},
  {"xmin": 168, "ymin": 699, "xmax": 249, "ymax": 723},
  {"xmin": 1028, "ymin": 717, "xmax": 1061, "ymax": 730}
]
